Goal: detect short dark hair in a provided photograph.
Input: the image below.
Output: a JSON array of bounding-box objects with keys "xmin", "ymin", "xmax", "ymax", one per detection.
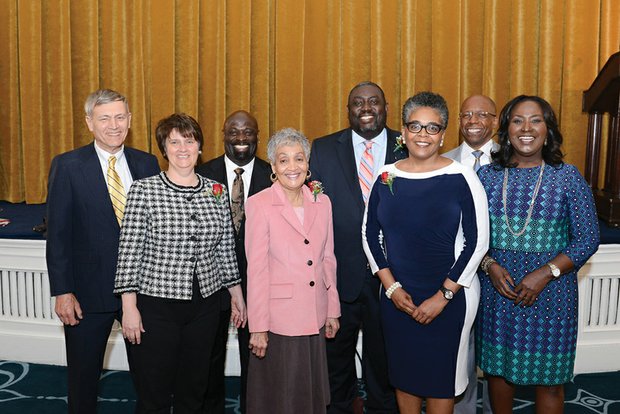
[
  {"xmin": 401, "ymin": 91, "xmax": 449, "ymax": 127},
  {"xmin": 492, "ymin": 95, "xmax": 564, "ymax": 168},
  {"xmin": 347, "ymin": 81, "xmax": 386, "ymax": 103},
  {"xmin": 155, "ymin": 113, "xmax": 204, "ymax": 158}
]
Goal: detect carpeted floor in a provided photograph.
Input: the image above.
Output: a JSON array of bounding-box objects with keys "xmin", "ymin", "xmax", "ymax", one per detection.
[{"xmin": 1, "ymin": 360, "xmax": 619, "ymax": 413}]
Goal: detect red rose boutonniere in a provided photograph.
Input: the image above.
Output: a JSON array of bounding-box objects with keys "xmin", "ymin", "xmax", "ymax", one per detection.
[
  {"xmin": 207, "ymin": 183, "xmax": 226, "ymax": 202},
  {"xmin": 307, "ymin": 180, "xmax": 324, "ymax": 202},
  {"xmin": 380, "ymin": 171, "xmax": 395, "ymax": 195},
  {"xmin": 393, "ymin": 135, "xmax": 405, "ymax": 153}
]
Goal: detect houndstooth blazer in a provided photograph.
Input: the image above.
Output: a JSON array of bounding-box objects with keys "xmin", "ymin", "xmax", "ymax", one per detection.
[{"xmin": 114, "ymin": 172, "xmax": 241, "ymax": 300}]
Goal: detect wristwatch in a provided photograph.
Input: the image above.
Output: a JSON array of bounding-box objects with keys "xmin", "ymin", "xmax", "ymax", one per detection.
[
  {"xmin": 439, "ymin": 286, "xmax": 454, "ymax": 301},
  {"xmin": 547, "ymin": 262, "xmax": 561, "ymax": 278}
]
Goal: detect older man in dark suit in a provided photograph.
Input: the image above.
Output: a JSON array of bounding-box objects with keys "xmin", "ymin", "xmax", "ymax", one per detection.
[
  {"xmin": 196, "ymin": 110, "xmax": 272, "ymax": 414},
  {"xmin": 309, "ymin": 82, "xmax": 405, "ymax": 414},
  {"xmin": 46, "ymin": 89, "xmax": 159, "ymax": 413}
]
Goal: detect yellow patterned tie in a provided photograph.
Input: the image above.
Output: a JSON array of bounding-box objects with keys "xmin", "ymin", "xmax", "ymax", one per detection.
[{"xmin": 107, "ymin": 156, "xmax": 126, "ymax": 225}]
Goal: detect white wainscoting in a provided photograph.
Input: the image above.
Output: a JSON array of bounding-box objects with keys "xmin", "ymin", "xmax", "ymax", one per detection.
[{"xmin": 1, "ymin": 239, "xmax": 619, "ymax": 375}]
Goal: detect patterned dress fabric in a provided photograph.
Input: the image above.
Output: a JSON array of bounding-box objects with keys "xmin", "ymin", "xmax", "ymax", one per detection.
[
  {"xmin": 476, "ymin": 163, "xmax": 600, "ymax": 385},
  {"xmin": 363, "ymin": 161, "xmax": 489, "ymax": 398},
  {"xmin": 114, "ymin": 172, "xmax": 241, "ymax": 299}
]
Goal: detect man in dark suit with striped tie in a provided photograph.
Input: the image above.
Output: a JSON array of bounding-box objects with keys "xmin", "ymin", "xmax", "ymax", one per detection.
[
  {"xmin": 309, "ymin": 82, "xmax": 405, "ymax": 414},
  {"xmin": 46, "ymin": 89, "xmax": 159, "ymax": 413},
  {"xmin": 196, "ymin": 110, "xmax": 272, "ymax": 414}
]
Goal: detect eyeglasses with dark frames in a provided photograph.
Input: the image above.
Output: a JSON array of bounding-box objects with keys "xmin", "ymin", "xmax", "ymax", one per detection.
[
  {"xmin": 404, "ymin": 121, "xmax": 445, "ymax": 135},
  {"xmin": 459, "ymin": 111, "xmax": 496, "ymax": 120}
]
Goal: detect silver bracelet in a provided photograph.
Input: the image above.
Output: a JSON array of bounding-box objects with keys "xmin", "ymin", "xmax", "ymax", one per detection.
[{"xmin": 385, "ymin": 281, "xmax": 402, "ymax": 299}]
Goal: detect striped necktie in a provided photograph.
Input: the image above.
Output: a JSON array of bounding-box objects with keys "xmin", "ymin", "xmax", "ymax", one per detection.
[
  {"xmin": 472, "ymin": 150, "xmax": 484, "ymax": 172},
  {"xmin": 107, "ymin": 156, "xmax": 126, "ymax": 225},
  {"xmin": 359, "ymin": 141, "xmax": 374, "ymax": 203}
]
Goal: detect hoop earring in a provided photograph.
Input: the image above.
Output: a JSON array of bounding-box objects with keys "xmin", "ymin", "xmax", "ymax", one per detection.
[
  {"xmin": 306, "ymin": 170, "xmax": 311, "ymax": 179},
  {"xmin": 270, "ymin": 173, "xmax": 277, "ymax": 183}
]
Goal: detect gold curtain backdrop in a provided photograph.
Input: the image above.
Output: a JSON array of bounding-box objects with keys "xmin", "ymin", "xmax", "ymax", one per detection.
[{"xmin": 0, "ymin": 0, "xmax": 619, "ymax": 203}]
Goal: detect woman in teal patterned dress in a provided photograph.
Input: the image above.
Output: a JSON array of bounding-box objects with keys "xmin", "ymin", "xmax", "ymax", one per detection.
[{"xmin": 476, "ymin": 95, "xmax": 600, "ymax": 414}]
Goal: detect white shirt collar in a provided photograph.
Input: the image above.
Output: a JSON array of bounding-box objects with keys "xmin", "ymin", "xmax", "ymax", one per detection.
[
  {"xmin": 461, "ymin": 139, "xmax": 496, "ymax": 157},
  {"xmin": 93, "ymin": 140, "xmax": 125, "ymax": 164},
  {"xmin": 224, "ymin": 155, "xmax": 255, "ymax": 174},
  {"xmin": 223, "ymin": 155, "xmax": 256, "ymax": 202},
  {"xmin": 351, "ymin": 128, "xmax": 387, "ymax": 149}
]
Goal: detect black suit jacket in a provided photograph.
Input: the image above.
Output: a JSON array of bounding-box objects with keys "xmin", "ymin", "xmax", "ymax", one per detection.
[
  {"xmin": 195, "ymin": 155, "xmax": 272, "ymax": 290},
  {"xmin": 46, "ymin": 143, "xmax": 160, "ymax": 312},
  {"xmin": 309, "ymin": 127, "xmax": 406, "ymax": 302}
]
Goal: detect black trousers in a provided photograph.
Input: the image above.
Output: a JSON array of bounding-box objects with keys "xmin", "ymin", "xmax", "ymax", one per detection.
[
  {"xmin": 203, "ymin": 290, "xmax": 250, "ymax": 414},
  {"xmin": 326, "ymin": 275, "xmax": 397, "ymax": 414},
  {"xmin": 64, "ymin": 309, "xmax": 121, "ymax": 414},
  {"xmin": 127, "ymin": 286, "xmax": 220, "ymax": 414}
]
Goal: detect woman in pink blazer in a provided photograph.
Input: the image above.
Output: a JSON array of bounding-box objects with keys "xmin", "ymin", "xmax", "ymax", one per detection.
[{"xmin": 245, "ymin": 128, "xmax": 341, "ymax": 414}]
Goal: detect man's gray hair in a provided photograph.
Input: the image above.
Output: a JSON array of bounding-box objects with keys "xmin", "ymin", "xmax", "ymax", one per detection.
[
  {"xmin": 266, "ymin": 128, "xmax": 311, "ymax": 164},
  {"xmin": 84, "ymin": 89, "xmax": 129, "ymax": 117}
]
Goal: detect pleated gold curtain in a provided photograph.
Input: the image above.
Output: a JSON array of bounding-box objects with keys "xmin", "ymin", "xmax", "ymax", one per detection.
[{"xmin": 1, "ymin": 0, "xmax": 618, "ymax": 203}]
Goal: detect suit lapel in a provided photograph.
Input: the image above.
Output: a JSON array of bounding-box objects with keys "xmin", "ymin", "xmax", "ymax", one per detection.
[
  {"xmin": 272, "ymin": 183, "xmax": 315, "ymax": 238},
  {"xmin": 248, "ymin": 159, "xmax": 268, "ymax": 196},
  {"xmin": 214, "ymin": 156, "xmax": 229, "ymax": 188},
  {"xmin": 125, "ymin": 148, "xmax": 139, "ymax": 180},
  {"xmin": 80, "ymin": 144, "xmax": 119, "ymax": 229},
  {"xmin": 302, "ymin": 186, "xmax": 318, "ymax": 234},
  {"xmin": 454, "ymin": 145, "xmax": 464, "ymax": 163},
  {"xmin": 336, "ymin": 129, "xmax": 365, "ymax": 211}
]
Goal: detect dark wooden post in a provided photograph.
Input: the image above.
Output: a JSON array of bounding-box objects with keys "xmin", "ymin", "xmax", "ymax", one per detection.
[{"xmin": 583, "ymin": 51, "xmax": 620, "ymax": 227}]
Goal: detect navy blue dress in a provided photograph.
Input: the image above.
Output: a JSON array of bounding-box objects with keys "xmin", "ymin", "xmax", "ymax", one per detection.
[{"xmin": 363, "ymin": 161, "xmax": 489, "ymax": 398}]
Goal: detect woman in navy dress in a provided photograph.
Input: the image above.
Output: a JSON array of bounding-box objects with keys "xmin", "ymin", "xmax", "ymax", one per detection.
[
  {"xmin": 363, "ymin": 92, "xmax": 489, "ymax": 414},
  {"xmin": 476, "ymin": 95, "xmax": 600, "ymax": 414}
]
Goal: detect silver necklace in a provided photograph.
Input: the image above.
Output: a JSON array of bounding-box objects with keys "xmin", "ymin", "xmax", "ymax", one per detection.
[{"xmin": 502, "ymin": 161, "xmax": 545, "ymax": 237}]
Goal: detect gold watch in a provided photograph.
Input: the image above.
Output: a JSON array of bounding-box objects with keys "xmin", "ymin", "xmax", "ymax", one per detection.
[{"xmin": 547, "ymin": 262, "xmax": 561, "ymax": 278}]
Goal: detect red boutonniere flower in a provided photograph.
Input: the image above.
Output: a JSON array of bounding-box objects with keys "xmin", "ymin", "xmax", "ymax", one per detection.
[
  {"xmin": 307, "ymin": 180, "xmax": 324, "ymax": 202},
  {"xmin": 207, "ymin": 183, "xmax": 225, "ymax": 202},
  {"xmin": 380, "ymin": 171, "xmax": 395, "ymax": 195},
  {"xmin": 393, "ymin": 135, "xmax": 405, "ymax": 153}
]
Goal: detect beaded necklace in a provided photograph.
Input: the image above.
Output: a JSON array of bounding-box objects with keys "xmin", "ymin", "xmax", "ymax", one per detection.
[{"xmin": 502, "ymin": 161, "xmax": 545, "ymax": 237}]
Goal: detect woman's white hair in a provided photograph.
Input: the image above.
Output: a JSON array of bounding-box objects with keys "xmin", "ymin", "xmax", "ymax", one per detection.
[{"xmin": 266, "ymin": 128, "xmax": 311, "ymax": 164}]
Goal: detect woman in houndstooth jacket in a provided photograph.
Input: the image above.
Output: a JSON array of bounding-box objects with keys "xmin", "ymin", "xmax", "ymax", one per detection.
[{"xmin": 114, "ymin": 113, "xmax": 246, "ymax": 413}]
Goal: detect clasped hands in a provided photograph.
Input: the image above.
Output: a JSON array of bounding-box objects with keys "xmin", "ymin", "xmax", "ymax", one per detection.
[
  {"xmin": 391, "ymin": 287, "xmax": 447, "ymax": 325},
  {"xmin": 487, "ymin": 262, "xmax": 550, "ymax": 307}
]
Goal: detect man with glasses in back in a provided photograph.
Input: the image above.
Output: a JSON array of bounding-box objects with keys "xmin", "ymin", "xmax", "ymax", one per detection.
[
  {"xmin": 196, "ymin": 110, "xmax": 272, "ymax": 414},
  {"xmin": 443, "ymin": 95, "xmax": 499, "ymax": 172},
  {"xmin": 443, "ymin": 94, "xmax": 498, "ymax": 414},
  {"xmin": 46, "ymin": 89, "xmax": 159, "ymax": 413}
]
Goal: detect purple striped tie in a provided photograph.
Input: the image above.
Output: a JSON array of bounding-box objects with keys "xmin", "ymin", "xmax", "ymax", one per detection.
[{"xmin": 359, "ymin": 141, "xmax": 374, "ymax": 203}]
